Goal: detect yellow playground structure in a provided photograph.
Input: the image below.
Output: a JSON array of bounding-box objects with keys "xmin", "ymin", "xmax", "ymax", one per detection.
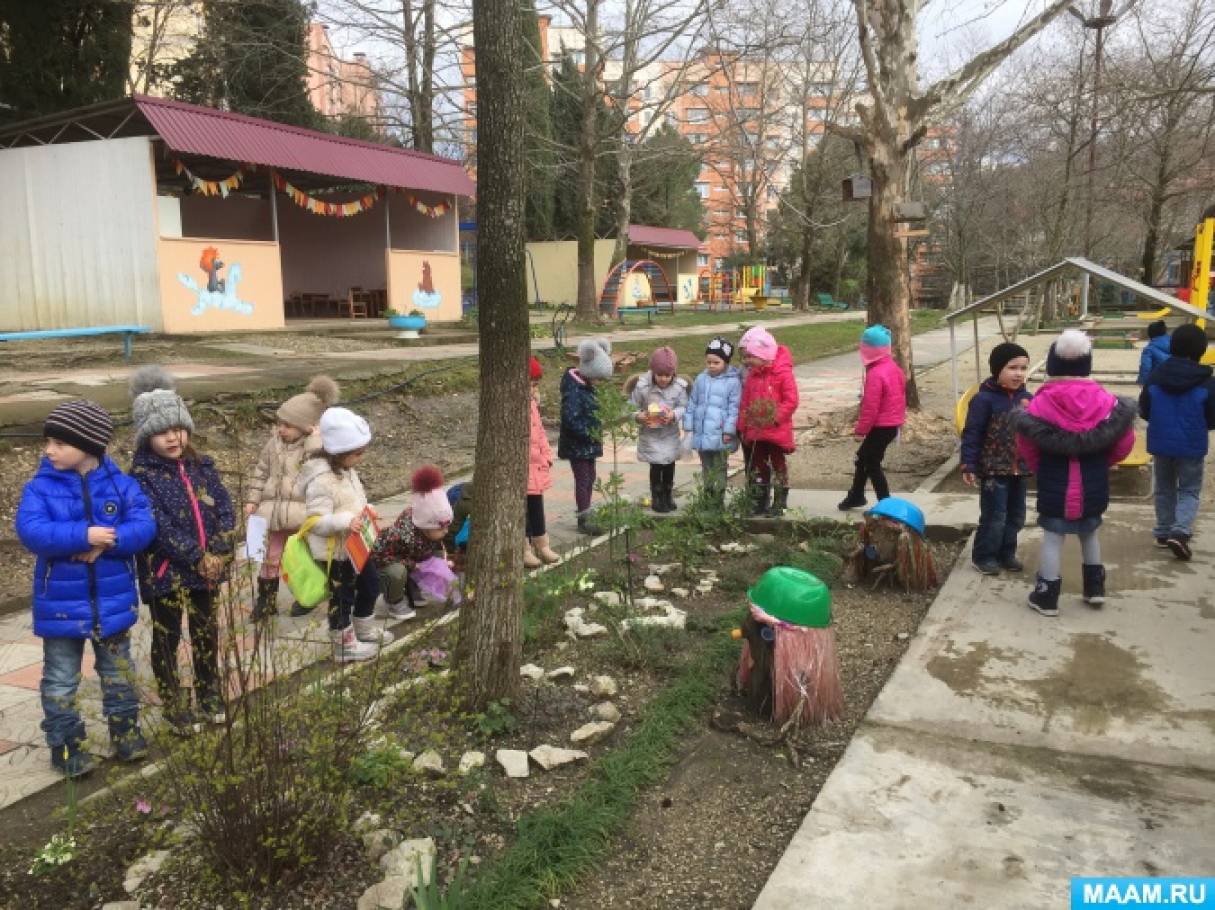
[{"xmin": 696, "ymin": 263, "xmax": 785, "ymax": 310}]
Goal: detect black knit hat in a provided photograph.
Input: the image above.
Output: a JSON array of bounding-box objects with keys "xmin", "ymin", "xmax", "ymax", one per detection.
[
  {"xmin": 706, "ymin": 336, "xmax": 734, "ymax": 363},
  {"xmin": 43, "ymin": 399, "xmax": 113, "ymax": 459},
  {"xmin": 988, "ymin": 342, "xmax": 1029, "ymax": 378},
  {"xmin": 1147, "ymin": 320, "xmax": 1167, "ymax": 339},
  {"xmin": 1170, "ymin": 323, "xmax": 1208, "ymax": 362},
  {"xmin": 1045, "ymin": 329, "xmax": 1093, "ymax": 378}
]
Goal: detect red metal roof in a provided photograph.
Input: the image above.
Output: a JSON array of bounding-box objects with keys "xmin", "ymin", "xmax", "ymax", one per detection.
[
  {"xmin": 628, "ymin": 224, "xmax": 702, "ymax": 250},
  {"xmin": 133, "ymin": 95, "xmax": 475, "ymax": 197}
]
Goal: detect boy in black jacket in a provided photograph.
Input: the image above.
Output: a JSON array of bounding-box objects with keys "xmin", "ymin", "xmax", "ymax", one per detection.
[{"xmin": 961, "ymin": 343, "xmax": 1033, "ymax": 575}]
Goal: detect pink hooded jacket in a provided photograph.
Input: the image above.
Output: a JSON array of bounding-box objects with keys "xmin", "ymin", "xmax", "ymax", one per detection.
[
  {"xmin": 528, "ymin": 395, "xmax": 553, "ymax": 495},
  {"xmin": 1014, "ymin": 379, "xmax": 1136, "ymax": 521},
  {"xmin": 739, "ymin": 345, "xmax": 799, "ymax": 451},
  {"xmin": 854, "ymin": 346, "xmax": 907, "ymax": 436}
]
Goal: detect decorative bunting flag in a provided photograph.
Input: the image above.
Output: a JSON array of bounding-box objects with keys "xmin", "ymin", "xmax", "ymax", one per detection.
[
  {"xmin": 174, "ymin": 159, "xmax": 246, "ymax": 197},
  {"xmin": 645, "ymin": 248, "xmax": 685, "ymax": 260},
  {"xmin": 392, "ymin": 189, "xmax": 451, "ymax": 218},
  {"xmin": 272, "ymin": 172, "xmax": 383, "ymax": 217}
]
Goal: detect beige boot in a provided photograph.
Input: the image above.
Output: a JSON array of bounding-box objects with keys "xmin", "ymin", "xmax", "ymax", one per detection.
[
  {"xmin": 531, "ymin": 533, "xmax": 561, "ymax": 564},
  {"xmin": 329, "ymin": 626, "xmax": 377, "ymax": 663},
  {"xmin": 523, "ymin": 540, "xmax": 542, "ymax": 569}
]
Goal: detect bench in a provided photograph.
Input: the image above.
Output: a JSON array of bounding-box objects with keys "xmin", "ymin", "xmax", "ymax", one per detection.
[
  {"xmin": 619, "ymin": 307, "xmax": 659, "ymax": 325},
  {"xmin": 816, "ymin": 292, "xmax": 849, "ymax": 311},
  {"xmin": 0, "ymin": 325, "xmax": 151, "ymax": 361}
]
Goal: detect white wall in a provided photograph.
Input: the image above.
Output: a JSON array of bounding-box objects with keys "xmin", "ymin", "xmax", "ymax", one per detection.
[{"xmin": 0, "ymin": 137, "xmax": 161, "ymax": 331}]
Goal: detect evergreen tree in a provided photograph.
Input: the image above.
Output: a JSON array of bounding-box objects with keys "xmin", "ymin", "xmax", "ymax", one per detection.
[
  {"xmin": 520, "ymin": 0, "xmax": 554, "ymax": 239},
  {"xmin": 630, "ymin": 125, "xmax": 705, "ymax": 235},
  {"xmin": 0, "ymin": 0, "xmax": 133, "ymax": 125},
  {"xmin": 549, "ymin": 54, "xmax": 619, "ymax": 239},
  {"xmin": 172, "ymin": 0, "xmax": 317, "ymax": 128}
]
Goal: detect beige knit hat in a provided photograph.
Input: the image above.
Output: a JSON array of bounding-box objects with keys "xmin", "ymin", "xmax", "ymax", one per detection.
[{"xmin": 277, "ymin": 375, "xmax": 339, "ymax": 430}]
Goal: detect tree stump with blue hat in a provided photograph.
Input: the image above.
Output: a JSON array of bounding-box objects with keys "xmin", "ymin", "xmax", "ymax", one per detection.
[
  {"xmin": 734, "ymin": 567, "xmax": 843, "ymax": 728},
  {"xmin": 845, "ymin": 497, "xmax": 938, "ymax": 591}
]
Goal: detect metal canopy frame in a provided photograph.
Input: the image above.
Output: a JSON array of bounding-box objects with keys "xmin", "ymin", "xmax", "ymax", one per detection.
[{"xmin": 942, "ymin": 257, "xmax": 1209, "ymax": 407}]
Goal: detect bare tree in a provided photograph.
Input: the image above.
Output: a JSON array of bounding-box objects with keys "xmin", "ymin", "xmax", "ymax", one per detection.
[
  {"xmin": 457, "ymin": 0, "xmax": 530, "ymax": 704},
  {"xmin": 128, "ymin": 0, "xmax": 198, "ymax": 94},
  {"xmin": 830, "ymin": 0, "xmax": 1076, "ymax": 407}
]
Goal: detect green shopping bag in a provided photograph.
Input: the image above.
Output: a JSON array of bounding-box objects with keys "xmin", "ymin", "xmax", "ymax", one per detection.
[{"xmin": 280, "ymin": 516, "xmax": 335, "ymax": 608}]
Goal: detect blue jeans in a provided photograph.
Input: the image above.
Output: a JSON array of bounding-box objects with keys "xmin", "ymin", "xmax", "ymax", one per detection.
[
  {"xmin": 40, "ymin": 633, "xmax": 140, "ymax": 749},
  {"xmin": 973, "ymin": 475, "xmax": 1027, "ymax": 565},
  {"xmin": 1153, "ymin": 455, "xmax": 1204, "ymax": 539}
]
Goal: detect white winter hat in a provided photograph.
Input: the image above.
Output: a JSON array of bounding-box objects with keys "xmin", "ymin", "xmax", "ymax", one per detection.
[
  {"xmin": 577, "ymin": 337, "xmax": 614, "ymax": 380},
  {"xmin": 319, "ymin": 407, "xmax": 371, "ymax": 454}
]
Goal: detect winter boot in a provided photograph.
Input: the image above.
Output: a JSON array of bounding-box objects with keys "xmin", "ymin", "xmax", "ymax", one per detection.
[
  {"xmin": 1081, "ymin": 564, "xmax": 1106, "ymax": 606},
  {"xmin": 523, "ymin": 539, "xmax": 542, "ymax": 569},
  {"xmin": 109, "ymin": 715, "xmax": 149, "ymax": 762},
  {"xmin": 50, "ymin": 739, "xmax": 95, "ymax": 779},
  {"xmin": 768, "ymin": 483, "xmax": 789, "ymax": 517},
  {"xmin": 531, "ymin": 534, "xmax": 561, "ymax": 564},
  {"xmin": 650, "ymin": 482, "xmax": 669, "ymax": 513},
  {"xmin": 1027, "ymin": 576, "xmax": 1062, "ymax": 617},
  {"xmin": 837, "ymin": 490, "xmax": 867, "ymax": 511},
  {"xmin": 252, "ymin": 578, "xmax": 279, "ymax": 622},
  {"xmin": 749, "ymin": 482, "xmax": 771, "ymax": 516},
  {"xmin": 330, "ymin": 626, "xmax": 378, "ymax": 662},
  {"xmin": 577, "ymin": 512, "xmax": 604, "ymax": 536},
  {"xmin": 353, "ymin": 616, "xmax": 395, "ymax": 646},
  {"xmin": 663, "ymin": 484, "xmax": 678, "ymax": 512}
]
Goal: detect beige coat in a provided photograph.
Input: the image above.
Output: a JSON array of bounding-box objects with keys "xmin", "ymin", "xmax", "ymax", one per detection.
[
  {"xmin": 296, "ymin": 457, "xmax": 368, "ymax": 561},
  {"xmin": 247, "ymin": 432, "xmax": 323, "ymax": 531}
]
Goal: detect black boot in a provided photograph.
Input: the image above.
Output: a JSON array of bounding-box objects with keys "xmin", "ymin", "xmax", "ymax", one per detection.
[
  {"xmin": 768, "ymin": 483, "xmax": 789, "ymax": 517},
  {"xmin": 663, "ymin": 483, "xmax": 678, "ymax": 512},
  {"xmin": 837, "ymin": 490, "xmax": 867, "ymax": 511},
  {"xmin": 650, "ymin": 482, "xmax": 667, "ymax": 513},
  {"xmin": 578, "ymin": 513, "xmax": 604, "ymax": 536},
  {"xmin": 252, "ymin": 578, "xmax": 279, "ymax": 622},
  {"xmin": 109, "ymin": 714, "xmax": 149, "ymax": 762},
  {"xmin": 50, "ymin": 738, "xmax": 94, "ymax": 778},
  {"xmin": 1082, "ymin": 564, "xmax": 1106, "ymax": 606},
  {"xmin": 750, "ymin": 482, "xmax": 771, "ymax": 516},
  {"xmin": 1028, "ymin": 575, "xmax": 1062, "ymax": 617}
]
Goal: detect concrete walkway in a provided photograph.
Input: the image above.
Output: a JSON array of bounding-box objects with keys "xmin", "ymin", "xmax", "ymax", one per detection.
[{"xmin": 754, "ymin": 502, "xmax": 1215, "ymax": 907}]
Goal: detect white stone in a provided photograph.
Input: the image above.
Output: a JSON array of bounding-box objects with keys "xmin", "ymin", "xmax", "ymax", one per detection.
[
  {"xmin": 397, "ymin": 748, "xmax": 416, "ymax": 764},
  {"xmin": 529, "ymin": 745, "xmax": 589, "ymax": 770},
  {"xmin": 591, "ymin": 701, "xmax": 622, "ymax": 723},
  {"xmin": 413, "ymin": 749, "xmax": 445, "ymax": 775},
  {"xmin": 357, "ymin": 876, "xmax": 412, "ymax": 910},
  {"xmin": 550, "ymin": 900, "xmax": 562, "ymax": 909},
  {"xmin": 570, "ymin": 720, "xmax": 616, "ymax": 744},
  {"xmin": 671, "ymin": 587, "xmax": 690, "ymax": 598},
  {"xmin": 459, "ymin": 751, "xmax": 486, "ymax": 774},
  {"xmin": 593, "ymin": 591, "xmax": 623, "ymax": 607},
  {"xmin": 564, "ymin": 608, "xmax": 607, "ymax": 638},
  {"xmin": 102, "ymin": 903, "xmax": 141, "ymax": 910},
  {"xmin": 520, "ymin": 663, "xmax": 545, "ymax": 681},
  {"xmin": 353, "ymin": 811, "xmax": 383, "ymax": 835},
  {"xmin": 643, "ymin": 574, "xmax": 665, "ymax": 592},
  {"xmin": 897, "ymin": 632, "xmax": 910, "ymax": 641},
  {"xmin": 363, "ymin": 828, "xmax": 402, "ymax": 862},
  {"xmin": 623, "ymin": 602, "xmax": 688, "ymax": 631},
  {"xmin": 546, "ymin": 666, "xmax": 576, "ymax": 681},
  {"xmin": 576, "ymin": 621, "xmax": 608, "ymax": 638},
  {"xmin": 649, "ymin": 563, "xmax": 680, "ymax": 576},
  {"xmin": 719, "ymin": 541, "xmax": 756, "ymax": 554},
  {"xmin": 636, "ymin": 596, "xmax": 674, "ymax": 610},
  {"xmin": 590, "ymin": 675, "xmax": 618, "ymax": 697},
  {"xmin": 123, "ymin": 849, "xmax": 171, "ymax": 895},
  {"xmin": 378, "ymin": 837, "xmax": 436, "ymax": 883},
  {"xmin": 573, "ymin": 683, "xmax": 591, "ymax": 694},
  {"xmin": 496, "ymin": 748, "xmax": 530, "ymax": 778}
]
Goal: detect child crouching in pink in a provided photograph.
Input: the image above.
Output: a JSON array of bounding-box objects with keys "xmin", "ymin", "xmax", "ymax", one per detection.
[{"xmin": 1011, "ymin": 330, "xmax": 1136, "ymax": 616}]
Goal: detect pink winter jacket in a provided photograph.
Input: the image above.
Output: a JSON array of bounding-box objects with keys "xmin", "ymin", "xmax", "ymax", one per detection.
[
  {"xmin": 738, "ymin": 346, "xmax": 799, "ymax": 451},
  {"xmin": 854, "ymin": 349, "xmax": 907, "ymax": 436},
  {"xmin": 1014, "ymin": 379, "xmax": 1136, "ymax": 522},
  {"xmin": 528, "ymin": 395, "xmax": 553, "ymax": 495}
]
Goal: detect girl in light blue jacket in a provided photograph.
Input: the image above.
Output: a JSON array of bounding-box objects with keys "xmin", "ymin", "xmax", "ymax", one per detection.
[{"xmin": 683, "ymin": 337, "xmax": 742, "ymax": 507}]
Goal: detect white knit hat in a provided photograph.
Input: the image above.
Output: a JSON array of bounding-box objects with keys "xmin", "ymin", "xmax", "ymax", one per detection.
[{"xmin": 319, "ymin": 407, "xmax": 371, "ymax": 454}]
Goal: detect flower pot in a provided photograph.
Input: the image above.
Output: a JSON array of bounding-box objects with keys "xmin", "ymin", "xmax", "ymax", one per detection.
[{"xmin": 388, "ymin": 314, "xmax": 426, "ymax": 338}]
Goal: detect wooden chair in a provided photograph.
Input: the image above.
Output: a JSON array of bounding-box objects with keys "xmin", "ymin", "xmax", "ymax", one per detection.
[{"xmin": 340, "ymin": 287, "xmax": 370, "ymax": 319}]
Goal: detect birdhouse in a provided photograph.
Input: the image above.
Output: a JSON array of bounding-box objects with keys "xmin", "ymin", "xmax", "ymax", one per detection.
[
  {"xmin": 894, "ymin": 201, "xmax": 928, "ymax": 222},
  {"xmin": 842, "ymin": 173, "xmax": 872, "ymax": 201}
]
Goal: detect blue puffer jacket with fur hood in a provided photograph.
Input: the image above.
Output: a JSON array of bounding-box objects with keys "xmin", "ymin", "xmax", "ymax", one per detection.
[{"xmin": 16, "ymin": 456, "xmax": 156, "ymax": 639}]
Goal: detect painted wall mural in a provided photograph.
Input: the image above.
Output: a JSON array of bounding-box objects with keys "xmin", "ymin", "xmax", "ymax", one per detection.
[
  {"xmin": 176, "ymin": 245, "xmax": 254, "ymax": 316},
  {"xmin": 411, "ymin": 260, "xmax": 442, "ymax": 310}
]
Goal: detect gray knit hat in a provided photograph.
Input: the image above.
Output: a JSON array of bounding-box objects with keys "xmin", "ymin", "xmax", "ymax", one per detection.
[
  {"xmin": 277, "ymin": 375, "xmax": 339, "ymax": 430},
  {"xmin": 130, "ymin": 366, "xmax": 194, "ymax": 449},
  {"xmin": 577, "ymin": 338, "xmax": 613, "ymax": 380}
]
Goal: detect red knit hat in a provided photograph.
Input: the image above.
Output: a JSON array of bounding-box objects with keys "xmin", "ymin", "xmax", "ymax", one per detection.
[{"xmin": 529, "ymin": 356, "xmax": 543, "ymax": 381}]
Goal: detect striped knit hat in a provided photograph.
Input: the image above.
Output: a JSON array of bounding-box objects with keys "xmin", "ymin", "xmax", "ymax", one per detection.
[{"xmin": 43, "ymin": 400, "xmax": 113, "ymax": 459}]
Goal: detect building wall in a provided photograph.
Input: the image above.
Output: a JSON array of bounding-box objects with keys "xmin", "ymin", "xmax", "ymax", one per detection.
[
  {"xmin": 157, "ymin": 237, "xmax": 284, "ymax": 333},
  {"xmin": 0, "ymin": 136, "xmax": 162, "ymax": 331},
  {"xmin": 387, "ymin": 251, "xmax": 462, "ymax": 322},
  {"xmin": 388, "ymin": 192, "xmax": 458, "ymax": 252},
  {"xmin": 307, "ymin": 23, "xmax": 381, "ymax": 123},
  {"xmin": 178, "ymin": 194, "xmax": 274, "ymax": 241},
  {"xmin": 278, "ymin": 195, "xmax": 388, "ymax": 300},
  {"xmin": 525, "ymin": 240, "xmax": 616, "ymax": 306}
]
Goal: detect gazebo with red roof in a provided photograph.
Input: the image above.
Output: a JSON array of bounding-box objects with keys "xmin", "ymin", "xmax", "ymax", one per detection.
[{"xmin": 0, "ymin": 95, "xmax": 475, "ymax": 333}]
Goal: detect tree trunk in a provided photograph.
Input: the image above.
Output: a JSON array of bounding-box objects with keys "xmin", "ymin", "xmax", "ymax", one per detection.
[
  {"xmin": 574, "ymin": 0, "xmax": 601, "ymax": 321},
  {"xmin": 611, "ymin": 141, "xmax": 634, "ymax": 266},
  {"xmin": 458, "ymin": 0, "xmax": 529, "ymax": 707},
  {"xmin": 865, "ymin": 137, "xmax": 919, "ymax": 408},
  {"xmin": 795, "ymin": 222, "xmax": 816, "ymax": 310},
  {"xmin": 1139, "ymin": 142, "xmax": 1172, "ymax": 284}
]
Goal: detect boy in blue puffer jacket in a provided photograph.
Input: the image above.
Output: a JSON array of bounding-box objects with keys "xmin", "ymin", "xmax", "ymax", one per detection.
[
  {"xmin": 960, "ymin": 343, "xmax": 1033, "ymax": 575},
  {"xmin": 129, "ymin": 367, "xmax": 236, "ymax": 732},
  {"xmin": 684, "ymin": 337, "xmax": 742, "ymax": 508},
  {"xmin": 15, "ymin": 400, "xmax": 156, "ymax": 777},
  {"xmin": 1137, "ymin": 320, "xmax": 1171, "ymax": 385},
  {"xmin": 1138, "ymin": 323, "xmax": 1215, "ymax": 560}
]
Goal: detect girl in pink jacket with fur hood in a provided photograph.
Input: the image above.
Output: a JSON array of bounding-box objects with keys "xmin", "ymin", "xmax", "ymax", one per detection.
[
  {"xmin": 839, "ymin": 324, "xmax": 906, "ymax": 511},
  {"xmin": 738, "ymin": 328, "xmax": 800, "ymax": 516},
  {"xmin": 525, "ymin": 356, "xmax": 560, "ymax": 568}
]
